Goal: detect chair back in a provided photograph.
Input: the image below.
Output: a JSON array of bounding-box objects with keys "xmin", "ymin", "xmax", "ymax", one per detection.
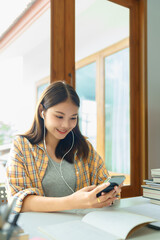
[{"xmin": 0, "ymin": 186, "xmax": 7, "ymax": 206}]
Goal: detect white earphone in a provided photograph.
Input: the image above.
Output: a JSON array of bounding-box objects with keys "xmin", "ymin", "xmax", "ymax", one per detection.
[{"xmin": 42, "ymin": 112, "xmax": 75, "ymax": 193}]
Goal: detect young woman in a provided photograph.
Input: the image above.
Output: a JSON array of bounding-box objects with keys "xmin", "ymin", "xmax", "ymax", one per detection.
[{"xmin": 6, "ymin": 81, "xmax": 121, "ymax": 213}]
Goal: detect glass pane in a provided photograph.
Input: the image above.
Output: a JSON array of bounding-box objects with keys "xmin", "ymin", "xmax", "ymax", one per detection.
[
  {"xmin": 75, "ymin": 0, "xmax": 129, "ymax": 61},
  {"xmin": 75, "ymin": 0, "xmax": 130, "ymax": 187},
  {"xmin": 0, "ymin": 7, "xmax": 50, "ymax": 185},
  {"xmin": 76, "ymin": 62, "xmax": 97, "ymax": 148},
  {"xmin": 105, "ymin": 48, "xmax": 130, "ymax": 182},
  {"xmin": 37, "ymin": 83, "xmax": 49, "ymax": 100}
]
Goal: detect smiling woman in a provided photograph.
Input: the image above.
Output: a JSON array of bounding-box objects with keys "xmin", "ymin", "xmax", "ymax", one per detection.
[
  {"xmin": 21, "ymin": 81, "xmax": 85, "ymax": 160},
  {"xmin": 6, "ymin": 80, "xmax": 122, "ymax": 213},
  {"xmin": 38, "ymin": 98, "xmax": 80, "ymax": 163}
]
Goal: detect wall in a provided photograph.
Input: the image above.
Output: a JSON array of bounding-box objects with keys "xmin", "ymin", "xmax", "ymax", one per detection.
[
  {"xmin": 0, "ymin": 38, "xmax": 50, "ymax": 136},
  {"xmin": 23, "ymin": 36, "xmax": 50, "ymax": 128},
  {"xmin": 147, "ymin": 0, "xmax": 160, "ymax": 176},
  {"xmin": 0, "ymin": 9, "xmax": 50, "ymax": 136},
  {"xmin": 0, "ymin": 57, "xmax": 24, "ymax": 133}
]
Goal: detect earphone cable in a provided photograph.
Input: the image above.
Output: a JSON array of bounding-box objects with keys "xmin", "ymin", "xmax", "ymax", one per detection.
[
  {"xmin": 59, "ymin": 131, "xmax": 74, "ymax": 193},
  {"xmin": 43, "ymin": 121, "xmax": 75, "ymax": 193}
]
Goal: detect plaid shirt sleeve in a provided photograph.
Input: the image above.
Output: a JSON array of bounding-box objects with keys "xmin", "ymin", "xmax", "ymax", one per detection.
[
  {"xmin": 75, "ymin": 140, "xmax": 109, "ymax": 190},
  {"xmin": 6, "ymin": 136, "xmax": 42, "ymax": 213},
  {"xmin": 87, "ymin": 141, "xmax": 109, "ymax": 185}
]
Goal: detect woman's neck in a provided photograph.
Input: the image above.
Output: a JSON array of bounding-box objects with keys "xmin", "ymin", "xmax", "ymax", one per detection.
[
  {"xmin": 44, "ymin": 134, "xmax": 61, "ymax": 162},
  {"xmin": 45, "ymin": 134, "xmax": 59, "ymax": 151}
]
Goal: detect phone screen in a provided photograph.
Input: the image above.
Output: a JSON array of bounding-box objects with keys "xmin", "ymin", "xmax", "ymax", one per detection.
[{"xmin": 106, "ymin": 175, "xmax": 126, "ymax": 185}]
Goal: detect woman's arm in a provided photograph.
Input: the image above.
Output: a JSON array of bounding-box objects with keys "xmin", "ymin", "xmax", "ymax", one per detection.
[
  {"xmin": 6, "ymin": 136, "xmax": 43, "ymax": 213},
  {"xmin": 7, "ymin": 137, "xmax": 121, "ymax": 213},
  {"xmin": 21, "ymin": 182, "xmax": 120, "ymax": 212}
]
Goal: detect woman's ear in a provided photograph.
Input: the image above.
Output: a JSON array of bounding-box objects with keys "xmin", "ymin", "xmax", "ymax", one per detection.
[{"xmin": 39, "ymin": 104, "xmax": 44, "ymax": 119}]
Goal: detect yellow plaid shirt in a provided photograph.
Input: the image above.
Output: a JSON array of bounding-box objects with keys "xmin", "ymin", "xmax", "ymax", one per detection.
[{"xmin": 6, "ymin": 136, "xmax": 108, "ymax": 212}]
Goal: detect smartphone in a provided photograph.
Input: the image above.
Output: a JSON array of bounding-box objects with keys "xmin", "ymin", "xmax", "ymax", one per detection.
[
  {"xmin": 96, "ymin": 175, "xmax": 126, "ymax": 197},
  {"xmin": 107, "ymin": 175, "xmax": 126, "ymax": 185}
]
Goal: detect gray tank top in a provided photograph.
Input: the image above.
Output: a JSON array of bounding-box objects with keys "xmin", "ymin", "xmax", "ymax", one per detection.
[{"xmin": 42, "ymin": 156, "xmax": 76, "ymax": 197}]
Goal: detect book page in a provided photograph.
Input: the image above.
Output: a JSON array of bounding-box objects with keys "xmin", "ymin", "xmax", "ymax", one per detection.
[
  {"xmin": 38, "ymin": 220, "xmax": 119, "ymax": 240},
  {"xmin": 122, "ymin": 203, "xmax": 160, "ymax": 228},
  {"xmin": 82, "ymin": 210, "xmax": 156, "ymax": 239}
]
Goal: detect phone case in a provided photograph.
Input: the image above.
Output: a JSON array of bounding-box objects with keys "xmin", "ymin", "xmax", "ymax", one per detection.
[{"xmin": 96, "ymin": 182, "xmax": 118, "ymax": 197}]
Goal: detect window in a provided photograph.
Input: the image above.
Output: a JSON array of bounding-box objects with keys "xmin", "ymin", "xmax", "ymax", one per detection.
[
  {"xmin": 76, "ymin": 38, "xmax": 130, "ymax": 186},
  {"xmin": 75, "ymin": 0, "xmax": 147, "ymax": 197},
  {"xmin": 105, "ymin": 48, "xmax": 130, "ymax": 179},
  {"xmin": 76, "ymin": 62, "xmax": 97, "ymax": 148},
  {"xmin": 36, "ymin": 77, "xmax": 50, "ymax": 101},
  {"xmin": 0, "ymin": 1, "xmax": 50, "ymax": 185}
]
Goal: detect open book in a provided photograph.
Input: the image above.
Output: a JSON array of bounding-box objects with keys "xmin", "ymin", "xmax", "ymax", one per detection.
[{"xmin": 38, "ymin": 209, "xmax": 157, "ymax": 240}]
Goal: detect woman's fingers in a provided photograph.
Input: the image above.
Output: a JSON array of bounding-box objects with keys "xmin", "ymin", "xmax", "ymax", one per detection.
[
  {"xmin": 98, "ymin": 189, "xmax": 116, "ymax": 202},
  {"xmin": 81, "ymin": 185, "xmax": 97, "ymax": 192},
  {"xmin": 96, "ymin": 196, "xmax": 118, "ymax": 208},
  {"xmin": 72, "ymin": 183, "xmax": 121, "ymax": 209},
  {"xmin": 114, "ymin": 186, "xmax": 121, "ymax": 195},
  {"xmin": 92, "ymin": 182, "xmax": 110, "ymax": 195},
  {"xmin": 95, "ymin": 184, "xmax": 122, "ymax": 206}
]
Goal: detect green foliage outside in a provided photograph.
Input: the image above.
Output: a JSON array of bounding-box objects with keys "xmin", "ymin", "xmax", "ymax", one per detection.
[{"xmin": 0, "ymin": 121, "xmax": 15, "ymax": 145}]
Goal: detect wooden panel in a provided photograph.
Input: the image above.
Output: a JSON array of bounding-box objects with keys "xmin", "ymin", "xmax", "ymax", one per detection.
[
  {"xmin": 76, "ymin": 54, "xmax": 97, "ymax": 70},
  {"xmin": 101, "ymin": 38, "xmax": 129, "ymax": 57},
  {"xmin": 50, "ymin": 0, "xmax": 65, "ymax": 82},
  {"xmin": 64, "ymin": 0, "xmax": 75, "ymax": 87},
  {"xmin": 109, "ymin": 0, "xmax": 134, "ymax": 8},
  {"xmin": 96, "ymin": 55, "xmax": 105, "ymax": 160},
  {"xmin": 124, "ymin": 0, "xmax": 141, "ymax": 198},
  {"xmin": 50, "ymin": 0, "xmax": 75, "ymax": 86},
  {"xmin": 108, "ymin": 0, "xmax": 147, "ymax": 198},
  {"xmin": 139, "ymin": 0, "xmax": 148, "ymax": 192}
]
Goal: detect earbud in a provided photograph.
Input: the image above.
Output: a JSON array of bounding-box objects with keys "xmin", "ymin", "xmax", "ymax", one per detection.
[{"xmin": 42, "ymin": 111, "xmax": 44, "ymax": 119}]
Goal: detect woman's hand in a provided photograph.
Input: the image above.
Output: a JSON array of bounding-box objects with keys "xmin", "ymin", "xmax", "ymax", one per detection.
[
  {"xmin": 70, "ymin": 182, "xmax": 121, "ymax": 209},
  {"xmin": 20, "ymin": 182, "xmax": 122, "ymax": 212}
]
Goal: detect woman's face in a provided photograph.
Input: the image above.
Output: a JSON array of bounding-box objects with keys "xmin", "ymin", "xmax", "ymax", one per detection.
[{"xmin": 44, "ymin": 99, "xmax": 78, "ymax": 142}]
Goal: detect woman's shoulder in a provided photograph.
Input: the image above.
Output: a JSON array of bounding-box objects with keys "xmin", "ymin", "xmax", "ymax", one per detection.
[
  {"xmin": 83, "ymin": 139, "xmax": 101, "ymax": 161},
  {"xmin": 13, "ymin": 135, "xmax": 28, "ymax": 143},
  {"xmin": 85, "ymin": 139, "xmax": 95, "ymax": 152},
  {"xmin": 12, "ymin": 135, "xmax": 33, "ymax": 149}
]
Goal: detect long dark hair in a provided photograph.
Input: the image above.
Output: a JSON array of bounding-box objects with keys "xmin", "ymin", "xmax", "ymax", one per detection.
[{"xmin": 21, "ymin": 81, "xmax": 89, "ymax": 163}]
